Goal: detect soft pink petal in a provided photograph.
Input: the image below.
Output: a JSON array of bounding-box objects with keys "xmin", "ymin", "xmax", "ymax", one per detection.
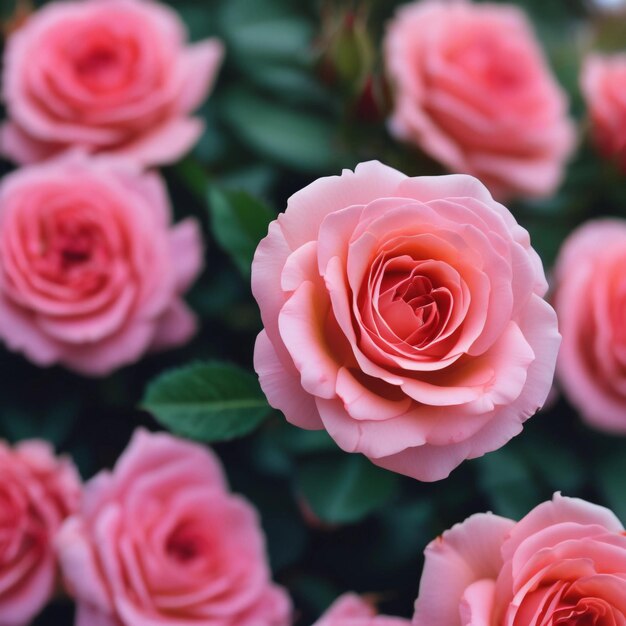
[
  {"xmin": 413, "ymin": 513, "xmax": 514, "ymax": 626},
  {"xmin": 254, "ymin": 329, "xmax": 323, "ymax": 430},
  {"xmin": 278, "ymin": 161, "xmax": 407, "ymax": 250},
  {"xmin": 107, "ymin": 118, "xmax": 205, "ymax": 167},
  {"xmin": 75, "ymin": 603, "xmax": 121, "ymax": 626},
  {"xmin": 500, "ymin": 493, "xmax": 624, "ymax": 563},
  {"xmin": 169, "ymin": 218, "xmax": 204, "ymax": 294},
  {"xmin": 178, "ymin": 39, "xmax": 225, "ymax": 113},
  {"xmin": 149, "ymin": 299, "xmax": 197, "ymax": 352},
  {"xmin": 460, "ymin": 579, "xmax": 497, "ymax": 626}
]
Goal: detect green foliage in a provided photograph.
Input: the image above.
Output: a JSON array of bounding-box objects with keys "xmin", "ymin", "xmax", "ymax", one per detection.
[
  {"xmin": 142, "ymin": 361, "xmax": 273, "ymax": 442},
  {"xmin": 208, "ymin": 186, "xmax": 275, "ymax": 277},
  {"xmin": 220, "ymin": 88, "xmax": 339, "ymax": 172},
  {"xmin": 296, "ymin": 454, "xmax": 399, "ymax": 524}
]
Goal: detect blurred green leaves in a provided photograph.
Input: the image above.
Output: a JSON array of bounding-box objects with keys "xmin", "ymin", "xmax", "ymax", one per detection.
[
  {"xmin": 297, "ymin": 454, "xmax": 399, "ymax": 524},
  {"xmin": 220, "ymin": 88, "xmax": 338, "ymax": 172},
  {"xmin": 143, "ymin": 361, "xmax": 272, "ymax": 442},
  {"xmin": 208, "ymin": 186, "xmax": 275, "ymax": 277}
]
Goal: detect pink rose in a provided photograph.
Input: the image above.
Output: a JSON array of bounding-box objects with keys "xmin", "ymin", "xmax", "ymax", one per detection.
[
  {"xmin": 0, "ymin": 153, "xmax": 203, "ymax": 376},
  {"xmin": 581, "ymin": 53, "xmax": 626, "ymax": 169},
  {"xmin": 554, "ymin": 219, "xmax": 626, "ymax": 432},
  {"xmin": 0, "ymin": 0, "xmax": 223, "ymax": 166},
  {"xmin": 252, "ymin": 161, "xmax": 560, "ymax": 482},
  {"xmin": 384, "ymin": 0, "xmax": 575, "ymax": 200},
  {"xmin": 0, "ymin": 439, "xmax": 81, "ymax": 626},
  {"xmin": 57, "ymin": 429, "xmax": 292, "ymax": 626},
  {"xmin": 314, "ymin": 594, "xmax": 410, "ymax": 626},
  {"xmin": 413, "ymin": 493, "xmax": 626, "ymax": 626}
]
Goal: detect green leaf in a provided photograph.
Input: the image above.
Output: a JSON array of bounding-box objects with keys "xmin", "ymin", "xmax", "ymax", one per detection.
[
  {"xmin": 597, "ymin": 449, "xmax": 626, "ymax": 523},
  {"xmin": 297, "ymin": 454, "xmax": 399, "ymax": 524},
  {"xmin": 220, "ymin": 88, "xmax": 339, "ymax": 172},
  {"xmin": 207, "ymin": 186, "xmax": 275, "ymax": 277},
  {"xmin": 219, "ymin": 0, "xmax": 313, "ymax": 64},
  {"xmin": 475, "ymin": 448, "xmax": 542, "ymax": 520},
  {"xmin": 143, "ymin": 361, "xmax": 272, "ymax": 442}
]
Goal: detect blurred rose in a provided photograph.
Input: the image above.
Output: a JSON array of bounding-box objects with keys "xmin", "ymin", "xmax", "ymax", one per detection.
[
  {"xmin": 57, "ymin": 429, "xmax": 292, "ymax": 626},
  {"xmin": 581, "ymin": 53, "xmax": 626, "ymax": 168},
  {"xmin": 1, "ymin": 0, "xmax": 223, "ymax": 166},
  {"xmin": 554, "ymin": 219, "xmax": 626, "ymax": 432},
  {"xmin": 384, "ymin": 0, "xmax": 575, "ymax": 200},
  {"xmin": 252, "ymin": 161, "xmax": 559, "ymax": 482},
  {"xmin": 413, "ymin": 494, "xmax": 626, "ymax": 626},
  {"xmin": 314, "ymin": 594, "xmax": 409, "ymax": 626},
  {"xmin": 0, "ymin": 439, "xmax": 80, "ymax": 626},
  {"xmin": 0, "ymin": 153, "xmax": 203, "ymax": 376}
]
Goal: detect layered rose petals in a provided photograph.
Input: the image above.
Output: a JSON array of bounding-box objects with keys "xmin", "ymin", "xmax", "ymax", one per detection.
[
  {"xmin": 413, "ymin": 494, "xmax": 626, "ymax": 626},
  {"xmin": 554, "ymin": 219, "xmax": 626, "ymax": 432},
  {"xmin": 0, "ymin": 440, "xmax": 81, "ymax": 626},
  {"xmin": 0, "ymin": 153, "xmax": 203, "ymax": 375},
  {"xmin": 314, "ymin": 594, "xmax": 410, "ymax": 626},
  {"xmin": 0, "ymin": 0, "xmax": 223, "ymax": 166},
  {"xmin": 252, "ymin": 161, "xmax": 560, "ymax": 482},
  {"xmin": 57, "ymin": 429, "xmax": 292, "ymax": 626},
  {"xmin": 384, "ymin": 0, "xmax": 575, "ymax": 200}
]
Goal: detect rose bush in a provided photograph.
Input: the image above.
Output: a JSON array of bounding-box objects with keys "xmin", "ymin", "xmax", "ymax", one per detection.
[
  {"xmin": 0, "ymin": 152, "xmax": 203, "ymax": 375},
  {"xmin": 413, "ymin": 493, "xmax": 626, "ymax": 626},
  {"xmin": 57, "ymin": 429, "xmax": 292, "ymax": 626},
  {"xmin": 252, "ymin": 160, "xmax": 560, "ymax": 482},
  {"xmin": 314, "ymin": 594, "xmax": 409, "ymax": 626},
  {"xmin": 581, "ymin": 53, "xmax": 626, "ymax": 169},
  {"xmin": 384, "ymin": 0, "xmax": 575, "ymax": 200},
  {"xmin": 1, "ymin": 0, "xmax": 223, "ymax": 166},
  {"xmin": 554, "ymin": 219, "xmax": 626, "ymax": 432},
  {"xmin": 0, "ymin": 439, "xmax": 81, "ymax": 626}
]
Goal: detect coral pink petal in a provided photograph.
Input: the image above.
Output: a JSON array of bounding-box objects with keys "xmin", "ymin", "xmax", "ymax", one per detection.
[
  {"xmin": 460, "ymin": 579, "xmax": 497, "ymax": 626},
  {"xmin": 501, "ymin": 493, "xmax": 624, "ymax": 562},
  {"xmin": 254, "ymin": 330, "xmax": 323, "ymax": 430},
  {"xmin": 278, "ymin": 161, "xmax": 407, "ymax": 250},
  {"xmin": 278, "ymin": 281, "xmax": 339, "ymax": 399},
  {"xmin": 413, "ymin": 513, "xmax": 514, "ymax": 626}
]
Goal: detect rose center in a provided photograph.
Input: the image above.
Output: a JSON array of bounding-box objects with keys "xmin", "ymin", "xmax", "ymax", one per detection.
[
  {"xmin": 70, "ymin": 34, "xmax": 135, "ymax": 91},
  {"xmin": 552, "ymin": 597, "xmax": 613, "ymax": 626},
  {"xmin": 166, "ymin": 523, "xmax": 209, "ymax": 566},
  {"xmin": 378, "ymin": 269, "xmax": 452, "ymax": 348},
  {"xmin": 31, "ymin": 212, "xmax": 111, "ymax": 291},
  {"xmin": 50, "ymin": 222, "xmax": 97, "ymax": 270},
  {"xmin": 393, "ymin": 276, "xmax": 438, "ymax": 326}
]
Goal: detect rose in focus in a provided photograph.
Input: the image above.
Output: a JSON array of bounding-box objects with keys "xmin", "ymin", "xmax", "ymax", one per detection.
[
  {"xmin": 554, "ymin": 219, "xmax": 626, "ymax": 432},
  {"xmin": 0, "ymin": 153, "xmax": 203, "ymax": 375},
  {"xmin": 413, "ymin": 493, "xmax": 626, "ymax": 626},
  {"xmin": 57, "ymin": 429, "xmax": 292, "ymax": 626},
  {"xmin": 252, "ymin": 161, "xmax": 560, "ymax": 482},
  {"xmin": 384, "ymin": 0, "xmax": 575, "ymax": 200},
  {"xmin": 581, "ymin": 53, "xmax": 626, "ymax": 169},
  {"xmin": 1, "ymin": 0, "xmax": 223, "ymax": 166},
  {"xmin": 0, "ymin": 440, "xmax": 81, "ymax": 626},
  {"xmin": 314, "ymin": 594, "xmax": 409, "ymax": 626}
]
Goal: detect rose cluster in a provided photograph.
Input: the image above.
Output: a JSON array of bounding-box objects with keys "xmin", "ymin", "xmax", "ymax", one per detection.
[
  {"xmin": 0, "ymin": 0, "xmax": 223, "ymax": 375},
  {"xmin": 0, "ymin": 431, "xmax": 291, "ymax": 626}
]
